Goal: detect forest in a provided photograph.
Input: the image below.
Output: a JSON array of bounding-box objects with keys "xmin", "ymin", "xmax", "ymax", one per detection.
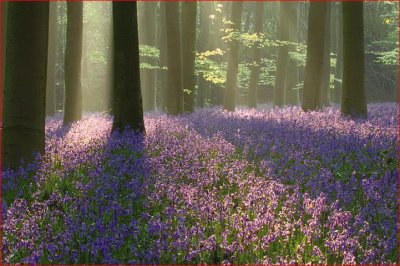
[{"xmin": 1, "ymin": 0, "xmax": 398, "ymax": 264}]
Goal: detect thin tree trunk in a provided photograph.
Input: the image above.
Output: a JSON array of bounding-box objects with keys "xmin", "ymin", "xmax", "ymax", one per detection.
[
  {"xmin": 3, "ymin": 2, "xmax": 49, "ymax": 169},
  {"xmin": 247, "ymin": 2, "xmax": 264, "ymax": 108},
  {"xmin": 139, "ymin": 2, "xmax": 157, "ymax": 112},
  {"xmin": 182, "ymin": 2, "xmax": 197, "ymax": 113},
  {"xmin": 157, "ymin": 1, "xmax": 167, "ymax": 111},
  {"xmin": 320, "ymin": 2, "xmax": 331, "ymax": 107},
  {"xmin": 223, "ymin": 1, "xmax": 243, "ymax": 112},
  {"xmin": 333, "ymin": 4, "xmax": 343, "ymax": 103},
  {"xmin": 285, "ymin": 2, "xmax": 300, "ymax": 106},
  {"xmin": 301, "ymin": 2, "xmax": 327, "ymax": 112},
  {"xmin": 341, "ymin": 2, "xmax": 366, "ymax": 116},
  {"xmin": 112, "ymin": 1, "xmax": 145, "ymax": 132},
  {"xmin": 274, "ymin": 2, "xmax": 292, "ymax": 107},
  {"xmin": 46, "ymin": 2, "xmax": 57, "ymax": 116},
  {"xmin": 165, "ymin": 2, "xmax": 184, "ymax": 115},
  {"xmin": 196, "ymin": 2, "xmax": 212, "ymax": 108},
  {"xmin": 2, "ymin": 1, "xmax": 8, "ymax": 95},
  {"xmin": 64, "ymin": 1, "xmax": 83, "ymax": 124}
]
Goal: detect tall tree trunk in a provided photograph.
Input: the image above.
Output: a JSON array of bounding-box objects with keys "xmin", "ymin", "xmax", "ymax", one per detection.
[
  {"xmin": 333, "ymin": 4, "xmax": 343, "ymax": 103},
  {"xmin": 46, "ymin": 2, "xmax": 57, "ymax": 116},
  {"xmin": 320, "ymin": 2, "xmax": 331, "ymax": 107},
  {"xmin": 2, "ymin": 1, "xmax": 8, "ymax": 94},
  {"xmin": 64, "ymin": 2, "xmax": 83, "ymax": 124},
  {"xmin": 223, "ymin": 1, "xmax": 243, "ymax": 112},
  {"xmin": 182, "ymin": 2, "xmax": 197, "ymax": 113},
  {"xmin": 285, "ymin": 2, "xmax": 300, "ymax": 106},
  {"xmin": 112, "ymin": 1, "xmax": 145, "ymax": 132},
  {"xmin": 139, "ymin": 2, "xmax": 157, "ymax": 112},
  {"xmin": 301, "ymin": 2, "xmax": 327, "ymax": 112},
  {"xmin": 165, "ymin": 2, "xmax": 184, "ymax": 115},
  {"xmin": 157, "ymin": 1, "xmax": 168, "ymax": 111},
  {"xmin": 247, "ymin": 2, "xmax": 264, "ymax": 108},
  {"xmin": 273, "ymin": 2, "xmax": 292, "ymax": 107},
  {"xmin": 3, "ymin": 2, "xmax": 49, "ymax": 169},
  {"xmin": 341, "ymin": 2, "xmax": 366, "ymax": 116},
  {"xmin": 196, "ymin": 2, "xmax": 212, "ymax": 108}
]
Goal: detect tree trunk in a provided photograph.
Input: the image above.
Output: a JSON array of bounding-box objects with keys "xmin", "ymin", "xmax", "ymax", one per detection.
[
  {"xmin": 196, "ymin": 2, "xmax": 212, "ymax": 108},
  {"xmin": 64, "ymin": 1, "xmax": 83, "ymax": 124},
  {"xmin": 273, "ymin": 2, "xmax": 292, "ymax": 107},
  {"xmin": 285, "ymin": 2, "xmax": 300, "ymax": 106},
  {"xmin": 157, "ymin": 2, "xmax": 167, "ymax": 111},
  {"xmin": 112, "ymin": 1, "xmax": 145, "ymax": 132},
  {"xmin": 247, "ymin": 2, "xmax": 264, "ymax": 108},
  {"xmin": 341, "ymin": 2, "xmax": 367, "ymax": 116},
  {"xmin": 2, "ymin": 1, "xmax": 8, "ymax": 95},
  {"xmin": 139, "ymin": 2, "xmax": 157, "ymax": 112},
  {"xmin": 320, "ymin": 2, "xmax": 331, "ymax": 107},
  {"xmin": 182, "ymin": 2, "xmax": 197, "ymax": 113},
  {"xmin": 223, "ymin": 1, "xmax": 243, "ymax": 112},
  {"xmin": 46, "ymin": 2, "xmax": 57, "ymax": 116},
  {"xmin": 3, "ymin": 2, "xmax": 49, "ymax": 169},
  {"xmin": 301, "ymin": 2, "xmax": 327, "ymax": 112},
  {"xmin": 165, "ymin": 2, "xmax": 184, "ymax": 115},
  {"xmin": 333, "ymin": 4, "xmax": 343, "ymax": 103}
]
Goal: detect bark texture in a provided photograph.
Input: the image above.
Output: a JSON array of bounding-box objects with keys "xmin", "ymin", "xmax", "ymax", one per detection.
[
  {"xmin": 301, "ymin": 2, "xmax": 327, "ymax": 112},
  {"xmin": 64, "ymin": 1, "xmax": 83, "ymax": 124},
  {"xmin": 341, "ymin": 2, "xmax": 367, "ymax": 116},
  {"xmin": 3, "ymin": 2, "xmax": 49, "ymax": 169},
  {"xmin": 223, "ymin": 1, "xmax": 243, "ymax": 112},
  {"xmin": 165, "ymin": 2, "xmax": 184, "ymax": 115}
]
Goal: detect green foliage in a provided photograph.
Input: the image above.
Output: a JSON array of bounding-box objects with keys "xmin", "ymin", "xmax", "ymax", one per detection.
[
  {"xmin": 374, "ymin": 46, "xmax": 398, "ymax": 66},
  {"xmin": 139, "ymin": 44, "xmax": 160, "ymax": 59}
]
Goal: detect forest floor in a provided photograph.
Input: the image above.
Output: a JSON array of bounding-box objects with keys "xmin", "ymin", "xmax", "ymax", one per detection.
[{"xmin": 2, "ymin": 103, "xmax": 398, "ymax": 264}]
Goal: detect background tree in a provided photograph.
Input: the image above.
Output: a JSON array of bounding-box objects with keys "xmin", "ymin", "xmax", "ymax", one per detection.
[
  {"xmin": 138, "ymin": 2, "xmax": 157, "ymax": 111},
  {"xmin": 2, "ymin": 2, "xmax": 49, "ymax": 169},
  {"xmin": 301, "ymin": 2, "xmax": 327, "ymax": 112},
  {"xmin": 112, "ymin": 1, "xmax": 144, "ymax": 132},
  {"xmin": 46, "ymin": 2, "xmax": 58, "ymax": 116},
  {"xmin": 341, "ymin": 2, "xmax": 367, "ymax": 116},
  {"xmin": 157, "ymin": 2, "xmax": 168, "ymax": 111},
  {"xmin": 223, "ymin": 1, "xmax": 243, "ymax": 111},
  {"xmin": 64, "ymin": 1, "xmax": 83, "ymax": 124},
  {"xmin": 196, "ymin": 2, "xmax": 213, "ymax": 108},
  {"xmin": 273, "ymin": 2, "xmax": 291, "ymax": 107},
  {"xmin": 332, "ymin": 3, "xmax": 343, "ymax": 103},
  {"xmin": 247, "ymin": 2, "xmax": 264, "ymax": 108},
  {"xmin": 165, "ymin": 2, "xmax": 184, "ymax": 115},
  {"xmin": 2, "ymin": 1, "xmax": 8, "ymax": 93},
  {"xmin": 320, "ymin": 2, "xmax": 331, "ymax": 107},
  {"xmin": 182, "ymin": 2, "xmax": 197, "ymax": 113},
  {"xmin": 285, "ymin": 2, "xmax": 300, "ymax": 106}
]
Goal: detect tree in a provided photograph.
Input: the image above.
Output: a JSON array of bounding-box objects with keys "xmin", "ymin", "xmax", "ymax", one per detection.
[
  {"xmin": 333, "ymin": 3, "xmax": 343, "ymax": 103},
  {"xmin": 2, "ymin": 2, "xmax": 49, "ymax": 169},
  {"xmin": 285, "ymin": 2, "xmax": 300, "ymax": 105},
  {"xmin": 112, "ymin": 1, "xmax": 145, "ymax": 132},
  {"xmin": 320, "ymin": 2, "xmax": 331, "ymax": 107},
  {"xmin": 46, "ymin": 2, "xmax": 58, "ymax": 116},
  {"xmin": 157, "ymin": 2, "xmax": 168, "ymax": 111},
  {"xmin": 247, "ymin": 2, "xmax": 264, "ymax": 108},
  {"xmin": 139, "ymin": 2, "xmax": 157, "ymax": 112},
  {"xmin": 196, "ymin": 2, "xmax": 212, "ymax": 108},
  {"xmin": 182, "ymin": 2, "xmax": 197, "ymax": 113},
  {"xmin": 2, "ymin": 1, "xmax": 8, "ymax": 92},
  {"xmin": 165, "ymin": 2, "xmax": 184, "ymax": 115},
  {"xmin": 64, "ymin": 1, "xmax": 83, "ymax": 124},
  {"xmin": 341, "ymin": 1, "xmax": 367, "ymax": 116},
  {"xmin": 301, "ymin": 2, "xmax": 327, "ymax": 112},
  {"xmin": 273, "ymin": 2, "xmax": 291, "ymax": 107},
  {"xmin": 223, "ymin": 1, "xmax": 243, "ymax": 111}
]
